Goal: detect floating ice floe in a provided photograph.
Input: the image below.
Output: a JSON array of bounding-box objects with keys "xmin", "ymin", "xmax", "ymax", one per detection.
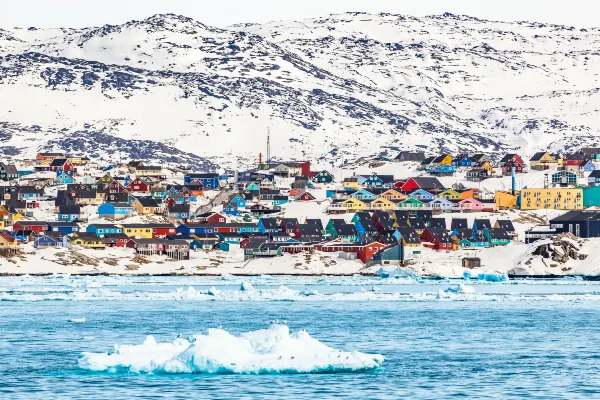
[
  {"xmin": 375, "ymin": 266, "xmax": 420, "ymax": 280},
  {"xmin": 69, "ymin": 317, "xmax": 87, "ymax": 323},
  {"xmin": 444, "ymin": 284, "xmax": 476, "ymax": 295},
  {"xmin": 78, "ymin": 323, "xmax": 384, "ymax": 374},
  {"xmin": 477, "ymin": 273, "xmax": 508, "ymax": 282}
]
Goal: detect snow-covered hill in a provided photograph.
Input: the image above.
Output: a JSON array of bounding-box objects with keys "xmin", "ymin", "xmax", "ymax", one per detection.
[{"xmin": 1, "ymin": 12, "xmax": 600, "ymax": 169}]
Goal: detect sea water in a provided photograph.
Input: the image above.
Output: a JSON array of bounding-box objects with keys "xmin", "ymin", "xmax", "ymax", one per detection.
[{"xmin": 2, "ymin": 276, "xmax": 600, "ymax": 399}]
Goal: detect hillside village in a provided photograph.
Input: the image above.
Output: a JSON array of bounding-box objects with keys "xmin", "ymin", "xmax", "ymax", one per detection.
[{"xmin": 1, "ymin": 148, "xmax": 600, "ymax": 276}]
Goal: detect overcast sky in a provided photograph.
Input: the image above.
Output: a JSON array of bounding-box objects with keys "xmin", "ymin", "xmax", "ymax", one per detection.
[{"xmin": 2, "ymin": 0, "xmax": 599, "ymax": 29}]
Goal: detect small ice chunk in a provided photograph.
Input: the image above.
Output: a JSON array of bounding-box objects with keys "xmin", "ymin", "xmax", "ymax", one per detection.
[
  {"xmin": 70, "ymin": 317, "xmax": 87, "ymax": 323},
  {"xmin": 444, "ymin": 284, "xmax": 476, "ymax": 294}
]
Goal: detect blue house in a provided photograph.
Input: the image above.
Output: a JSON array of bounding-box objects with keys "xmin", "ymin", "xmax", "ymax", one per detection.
[
  {"xmin": 34, "ymin": 234, "xmax": 70, "ymax": 249},
  {"xmin": 222, "ymin": 203, "xmax": 241, "ymax": 216},
  {"xmin": 57, "ymin": 205, "xmax": 81, "ymax": 222},
  {"xmin": 245, "ymin": 181, "xmax": 261, "ymax": 191},
  {"xmin": 229, "ymin": 194, "xmax": 247, "ymax": 209},
  {"xmin": 217, "ymin": 233, "xmax": 244, "ymax": 244},
  {"xmin": 273, "ymin": 195, "xmax": 289, "ymax": 207},
  {"xmin": 409, "ymin": 189, "xmax": 435, "ymax": 201},
  {"xmin": 48, "ymin": 222, "xmax": 80, "ymax": 234},
  {"xmin": 184, "ymin": 173, "xmax": 219, "ymax": 190},
  {"xmin": 428, "ymin": 197, "xmax": 454, "ymax": 211},
  {"xmin": 364, "ymin": 173, "xmax": 394, "ymax": 188},
  {"xmin": 428, "ymin": 165, "xmax": 457, "ymax": 175},
  {"xmin": 258, "ymin": 218, "xmax": 279, "ymax": 234},
  {"xmin": 87, "ymin": 224, "xmax": 123, "ymax": 236},
  {"xmin": 451, "ymin": 155, "xmax": 472, "ymax": 169},
  {"xmin": 351, "ymin": 189, "xmax": 376, "ymax": 201},
  {"xmin": 98, "ymin": 202, "xmax": 134, "ymax": 220},
  {"xmin": 579, "ymin": 160, "xmax": 596, "ymax": 175},
  {"xmin": 54, "ymin": 171, "xmax": 75, "ymax": 185},
  {"xmin": 588, "ymin": 170, "xmax": 600, "ymax": 186}
]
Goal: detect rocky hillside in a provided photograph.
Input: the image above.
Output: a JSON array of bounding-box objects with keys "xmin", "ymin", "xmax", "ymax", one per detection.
[{"xmin": 1, "ymin": 12, "xmax": 599, "ymax": 169}]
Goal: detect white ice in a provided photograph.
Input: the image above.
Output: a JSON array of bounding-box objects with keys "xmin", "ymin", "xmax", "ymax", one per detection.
[{"xmin": 78, "ymin": 323, "xmax": 384, "ymax": 374}]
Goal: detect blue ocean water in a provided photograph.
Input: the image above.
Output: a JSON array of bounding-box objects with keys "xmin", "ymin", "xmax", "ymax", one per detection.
[{"xmin": 2, "ymin": 276, "xmax": 600, "ymax": 399}]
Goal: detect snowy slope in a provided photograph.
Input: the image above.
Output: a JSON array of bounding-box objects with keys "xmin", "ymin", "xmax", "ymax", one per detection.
[{"xmin": 1, "ymin": 12, "xmax": 600, "ymax": 168}]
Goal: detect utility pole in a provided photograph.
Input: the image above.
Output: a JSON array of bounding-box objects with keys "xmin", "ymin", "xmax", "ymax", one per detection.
[{"xmin": 267, "ymin": 127, "xmax": 271, "ymax": 166}]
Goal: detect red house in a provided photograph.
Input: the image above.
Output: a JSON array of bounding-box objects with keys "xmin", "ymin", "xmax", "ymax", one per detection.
[
  {"xmin": 420, "ymin": 228, "xmax": 455, "ymax": 251},
  {"xmin": 393, "ymin": 180, "xmax": 406, "ymax": 190},
  {"xmin": 150, "ymin": 224, "xmax": 177, "ymax": 238},
  {"xmin": 296, "ymin": 192, "xmax": 316, "ymax": 202},
  {"xmin": 106, "ymin": 180, "xmax": 127, "ymax": 194},
  {"xmin": 104, "ymin": 234, "xmax": 131, "ymax": 248},
  {"xmin": 207, "ymin": 213, "xmax": 226, "ymax": 224},
  {"xmin": 49, "ymin": 159, "xmax": 74, "ymax": 172},
  {"xmin": 501, "ymin": 160, "xmax": 523, "ymax": 176},
  {"xmin": 13, "ymin": 221, "xmax": 49, "ymax": 233},
  {"xmin": 127, "ymin": 178, "xmax": 150, "ymax": 193},
  {"xmin": 314, "ymin": 239, "xmax": 388, "ymax": 263},
  {"xmin": 288, "ymin": 189, "xmax": 302, "ymax": 198},
  {"xmin": 400, "ymin": 177, "xmax": 444, "ymax": 194}
]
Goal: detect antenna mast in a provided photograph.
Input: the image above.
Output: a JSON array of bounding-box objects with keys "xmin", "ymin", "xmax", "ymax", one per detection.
[{"xmin": 267, "ymin": 127, "xmax": 271, "ymax": 166}]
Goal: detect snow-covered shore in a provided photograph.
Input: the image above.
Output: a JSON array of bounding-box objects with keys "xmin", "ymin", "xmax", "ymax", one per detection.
[{"xmin": 1, "ymin": 236, "xmax": 599, "ymax": 278}]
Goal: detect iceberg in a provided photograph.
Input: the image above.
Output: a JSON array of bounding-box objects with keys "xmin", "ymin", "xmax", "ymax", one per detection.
[
  {"xmin": 375, "ymin": 266, "xmax": 419, "ymax": 279},
  {"xmin": 69, "ymin": 317, "xmax": 87, "ymax": 323},
  {"xmin": 78, "ymin": 323, "xmax": 384, "ymax": 374},
  {"xmin": 477, "ymin": 273, "xmax": 508, "ymax": 282},
  {"xmin": 444, "ymin": 284, "xmax": 476, "ymax": 294}
]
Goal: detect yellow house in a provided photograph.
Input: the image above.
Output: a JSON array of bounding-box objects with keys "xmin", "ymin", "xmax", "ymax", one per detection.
[
  {"xmin": 343, "ymin": 177, "xmax": 360, "ymax": 191},
  {"xmin": 132, "ymin": 198, "xmax": 158, "ymax": 215},
  {"xmin": 529, "ymin": 152, "xmax": 557, "ymax": 170},
  {"xmin": 367, "ymin": 197, "xmax": 396, "ymax": 211},
  {"xmin": 341, "ymin": 198, "xmax": 366, "ymax": 211},
  {"xmin": 433, "ymin": 154, "xmax": 453, "ymax": 166},
  {"xmin": 0, "ymin": 233, "xmax": 19, "ymax": 250},
  {"xmin": 495, "ymin": 191, "xmax": 518, "ymax": 210},
  {"xmin": 439, "ymin": 189, "xmax": 461, "ymax": 201},
  {"xmin": 379, "ymin": 189, "xmax": 405, "ymax": 201},
  {"xmin": 474, "ymin": 161, "xmax": 496, "ymax": 174},
  {"xmin": 520, "ymin": 188, "xmax": 583, "ymax": 210},
  {"xmin": 71, "ymin": 237, "xmax": 106, "ymax": 250},
  {"xmin": 121, "ymin": 224, "xmax": 154, "ymax": 238}
]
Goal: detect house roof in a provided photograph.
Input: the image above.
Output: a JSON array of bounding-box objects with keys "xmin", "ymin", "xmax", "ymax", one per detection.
[
  {"xmin": 104, "ymin": 202, "xmax": 133, "ymax": 208},
  {"xmin": 412, "ymin": 177, "xmax": 444, "ymax": 190},
  {"xmin": 395, "ymin": 151, "xmax": 426, "ymax": 162},
  {"xmin": 550, "ymin": 210, "xmax": 600, "ymax": 223},
  {"xmin": 305, "ymin": 219, "xmax": 324, "ymax": 230},
  {"xmin": 168, "ymin": 204, "xmax": 190, "ymax": 213},
  {"xmin": 451, "ymin": 218, "xmax": 468, "ymax": 230},
  {"xmin": 0, "ymin": 163, "xmax": 18, "ymax": 176},
  {"xmin": 474, "ymin": 219, "xmax": 492, "ymax": 229},
  {"xmin": 49, "ymin": 158, "xmax": 69, "ymax": 167},
  {"xmin": 499, "ymin": 154, "xmax": 518, "ymax": 163},
  {"xmin": 426, "ymin": 228, "xmax": 453, "ymax": 243},
  {"xmin": 530, "ymin": 152, "xmax": 549, "ymax": 162},
  {"xmin": 495, "ymin": 220, "xmax": 515, "ymax": 232},
  {"xmin": 297, "ymin": 224, "xmax": 322, "ymax": 236},
  {"xmin": 490, "ymin": 228, "xmax": 510, "ymax": 240},
  {"xmin": 47, "ymin": 222, "xmax": 80, "ymax": 227},
  {"xmin": 259, "ymin": 218, "xmax": 280, "ymax": 230},
  {"xmin": 396, "ymin": 227, "xmax": 420, "ymax": 244},
  {"xmin": 58, "ymin": 205, "xmax": 81, "ymax": 214},
  {"xmin": 429, "ymin": 218, "xmax": 447, "ymax": 229},
  {"xmin": 135, "ymin": 197, "xmax": 159, "ymax": 207}
]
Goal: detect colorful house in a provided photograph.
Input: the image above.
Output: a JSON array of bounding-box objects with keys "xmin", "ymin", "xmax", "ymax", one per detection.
[
  {"xmin": 520, "ymin": 188, "xmax": 583, "ymax": 210},
  {"xmin": 351, "ymin": 189, "xmax": 376, "ymax": 201},
  {"xmin": 398, "ymin": 198, "xmax": 423, "ymax": 210},
  {"xmin": 439, "ymin": 189, "xmax": 461, "ymax": 201},
  {"xmin": 583, "ymin": 186, "xmax": 600, "ymax": 208},
  {"xmin": 121, "ymin": 224, "xmax": 154, "ymax": 239},
  {"xmin": 57, "ymin": 205, "xmax": 82, "ymax": 222},
  {"xmin": 428, "ymin": 197, "xmax": 454, "ymax": 212},
  {"xmin": 312, "ymin": 170, "xmax": 335, "ymax": 184},
  {"xmin": 379, "ymin": 189, "xmax": 405, "ymax": 201},
  {"xmin": 341, "ymin": 198, "xmax": 366, "ymax": 212},
  {"xmin": 132, "ymin": 197, "xmax": 159, "ymax": 215},
  {"xmin": 296, "ymin": 192, "xmax": 316, "ymax": 202},
  {"xmin": 47, "ymin": 222, "xmax": 80, "ymax": 234},
  {"xmin": 529, "ymin": 152, "xmax": 557, "ymax": 170},
  {"xmin": 87, "ymin": 224, "xmax": 123, "ymax": 236},
  {"xmin": 367, "ymin": 197, "xmax": 396, "ymax": 211},
  {"xmin": 495, "ymin": 191, "xmax": 518, "ymax": 210},
  {"xmin": 408, "ymin": 189, "xmax": 434, "ymax": 201},
  {"xmin": 458, "ymin": 198, "xmax": 484, "ymax": 212},
  {"xmin": 54, "ymin": 171, "xmax": 75, "ymax": 186},
  {"xmin": 97, "ymin": 202, "xmax": 135, "ymax": 220}
]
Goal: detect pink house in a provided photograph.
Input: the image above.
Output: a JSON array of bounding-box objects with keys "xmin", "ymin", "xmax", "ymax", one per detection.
[{"xmin": 458, "ymin": 197, "xmax": 484, "ymax": 212}]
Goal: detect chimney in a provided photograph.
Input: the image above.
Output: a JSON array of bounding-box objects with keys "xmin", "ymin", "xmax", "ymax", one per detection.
[
  {"xmin": 259, "ymin": 153, "xmax": 262, "ymax": 166},
  {"xmin": 511, "ymin": 166, "xmax": 516, "ymax": 195}
]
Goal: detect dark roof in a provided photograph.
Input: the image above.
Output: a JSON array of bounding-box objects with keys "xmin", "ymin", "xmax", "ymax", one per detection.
[
  {"xmin": 0, "ymin": 163, "xmax": 18, "ymax": 176},
  {"xmin": 429, "ymin": 218, "xmax": 447, "ymax": 230},
  {"xmin": 408, "ymin": 218, "xmax": 426, "ymax": 230},
  {"xmin": 412, "ymin": 177, "xmax": 444, "ymax": 190},
  {"xmin": 259, "ymin": 218, "xmax": 280, "ymax": 230},
  {"xmin": 420, "ymin": 156, "xmax": 435, "ymax": 165},
  {"xmin": 336, "ymin": 224, "xmax": 357, "ymax": 236},
  {"xmin": 280, "ymin": 218, "xmax": 299, "ymax": 229},
  {"xmin": 136, "ymin": 166, "xmax": 162, "ymax": 171},
  {"xmin": 452, "ymin": 228, "xmax": 474, "ymax": 240},
  {"xmin": 451, "ymin": 219, "xmax": 468, "ymax": 230},
  {"xmin": 474, "ymin": 219, "xmax": 492, "ymax": 230},
  {"xmin": 426, "ymin": 228, "xmax": 453, "ymax": 243},
  {"xmin": 58, "ymin": 205, "xmax": 81, "ymax": 215},
  {"xmin": 499, "ymin": 154, "xmax": 518, "ymax": 163},
  {"xmin": 16, "ymin": 221, "xmax": 48, "ymax": 226},
  {"xmin": 47, "ymin": 222, "xmax": 80, "ymax": 227},
  {"xmin": 49, "ymin": 158, "xmax": 69, "ymax": 167},
  {"xmin": 490, "ymin": 228, "xmax": 510, "ymax": 240},
  {"xmin": 135, "ymin": 197, "xmax": 158, "ymax": 207},
  {"xmin": 396, "ymin": 227, "xmax": 420, "ymax": 244},
  {"xmin": 530, "ymin": 152, "xmax": 549, "ymax": 162},
  {"xmin": 495, "ymin": 220, "xmax": 515, "ymax": 232},
  {"xmin": 431, "ymin": 154, "xmax": 450, "ymax": 164},
  {"xmin": 395, "ymin": 151, "xmax": 426, "ymax": 162},
  {"xmin": 305, "ymin": 219, "xmax": 324, "ymax": 231},
  {"xmin": 187, "ymin": 173, "xmax": 219, "ymax": 179},
  {"xmin": 550, "ymin": 210, "xmax": 600, "ymax": 223},
  {"xmin": 104, "ymin": 202, "xmax": 133, "ymax": 208},
  {"xmin": 89, "ymin": 224, "xmax": 120, "ymax": 229},
  {"xmin": 589, "ymin": 170, "xmax": 600, "ymax": 178},
  {"xmin": 470, "ymin": 154, "xmax": 487, "ymax": 162},
  {"xmin": 168, "ymin": 204, "xmax": 190, "ymax": 213},
  {"xmin": 297, "ymin": 224, "xmax": 322, "ymax": 237}
]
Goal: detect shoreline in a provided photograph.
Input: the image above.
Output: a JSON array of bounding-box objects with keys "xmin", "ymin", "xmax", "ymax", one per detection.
[{"xmin": 1, "ymin": 272, "xmax": 598, "ymax": 280}]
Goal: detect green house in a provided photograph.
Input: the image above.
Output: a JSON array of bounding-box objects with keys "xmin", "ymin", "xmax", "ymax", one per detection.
[
  {"xmin": 583, "ymin": 186, "xmax": 600, "ymax": 208},
  {"xmin": 398, "ymin": 197, "xmax": 423, "ymax": 209},
  {"xmin": 484, "ymin": 229, "xmax": 511, "ymax": 246}
]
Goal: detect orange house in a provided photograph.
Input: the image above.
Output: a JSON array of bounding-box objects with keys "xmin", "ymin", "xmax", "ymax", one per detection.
[{"xmin": 36, "ymin": 152, "xmax": 65, "ymax": 162}]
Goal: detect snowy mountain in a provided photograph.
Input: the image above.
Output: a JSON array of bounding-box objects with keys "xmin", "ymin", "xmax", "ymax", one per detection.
[{"xmin": 1, "ymin": 12, "xmax": 600, "ymax": 169}]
